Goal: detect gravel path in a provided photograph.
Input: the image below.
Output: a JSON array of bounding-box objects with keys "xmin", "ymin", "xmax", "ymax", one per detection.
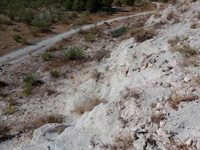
[{"xmin": 0, "ymin": 2, "xmax": 161, "ymax": 65}]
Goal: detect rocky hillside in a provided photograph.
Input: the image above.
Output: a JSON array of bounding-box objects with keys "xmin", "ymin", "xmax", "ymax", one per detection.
[{"xmin": 1, "ymin": 0, "xmax": 200, "ymax": 149}]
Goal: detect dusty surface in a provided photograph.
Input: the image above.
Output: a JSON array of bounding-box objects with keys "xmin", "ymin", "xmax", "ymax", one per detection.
[{"xmin": 1, "ymin": 0, "xmax": 200, "ymax": 150}]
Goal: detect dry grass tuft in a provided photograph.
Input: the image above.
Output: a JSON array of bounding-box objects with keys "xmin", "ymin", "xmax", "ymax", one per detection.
[
  {"xmin": 190, "ymin": 23, "xmax": 198, "ymax": 29},
  {"xmin": 197, "ymin": 12, "xmax": 200, "ymax": 20},
  {"xmin": 130, "ymin": 28, "xmax": 155, "ymax": 43},
  {"xmin": 154, "ymin": 12, "xmax": 162, "ymax": 19},
  {"xmin": 26, "ymin": 114, "xmax": 64, "ymax": 129},
  {"xmin": 110, "ymin": 136, "xmax": 133, "ymax": 150},
  {"xmin": 122, "ymin": 88, "xmax": 140, "ymax": 100},
  {"xmin": 151, "ymin": 113, "xmax": 164, "ymax": 126},
  {"xmin": 0, "ymin": 123, "xmax": 11, "ymax": 141},
  {"xmin": 153, "ymin": 20, "xmax": 166, "ymax": 29},
  {"xmin": 171, "ymin": 44, "xmax": 198, "ymax": 57},
  {"xmin": 167, "ymin": 11, "xmax": 175, "ymax": 20},
  {"xmin": 74, "ymin": 98, "xmax": 105, "ymax": 115},
  {"xmin": 169, "ymin": 92, "xmax": 198, "ymax": 109}
]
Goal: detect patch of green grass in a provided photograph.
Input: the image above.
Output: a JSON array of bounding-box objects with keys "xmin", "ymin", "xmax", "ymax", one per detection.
[
  {"xmin": 50, "ymin": 70, "xmax": 59, "ymax": 78},
  {"xmin": 65, "ymin": 47, "xmax": 84, "ymax": 60},
  {"xmin": 111, "ymin": 27, "xmax": 129, "ymax": 38},
  {"xmin": 41, "ymin": 52, "xmax": 52, "ymax": 61}
]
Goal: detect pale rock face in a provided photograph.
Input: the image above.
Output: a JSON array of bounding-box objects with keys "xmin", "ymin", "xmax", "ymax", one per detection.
[{"xmin": 1, "ymin": 0, "xmax": 200, "ymax": 150}]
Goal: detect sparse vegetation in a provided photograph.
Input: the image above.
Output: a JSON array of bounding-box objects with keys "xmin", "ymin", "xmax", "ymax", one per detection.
[
  {"xmin": 66, "ymin": 47, "xmax": 84, "ymax": 60},
  {"xmin": 12, "ymin": 27, "xmax": 20, "ymax": 32},
  {"xmin": 0, "ymin": 123, "xmax": 11, "ymax": 141}
]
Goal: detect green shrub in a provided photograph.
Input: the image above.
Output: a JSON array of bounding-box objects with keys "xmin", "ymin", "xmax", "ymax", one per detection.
[
  {"xmin": 13, "ymin": 35, "xmax": 21, "ymax": 42},
  {"xmin": 23, "ymin": 84, "xmax": 33, "ymax": 95},
  {"xmin": 23, "ymin": 75, "xmax": 37, "ymax": 85},
  {"xmin": 23, "ymin": 75, "xmax": 37, "ymax": 95},
  {"xmin": 50, "ymin": 70, "xmax": 59, "ymax": 78},
  {"xmin": 111, "ymin": 27, "xmax": 129, "ymax": 38},
  {"xmin": 66, "ymin": 47, "xmax": 84, "ymax": 60},
  {"xmin": 41, "ymin": 52, "xmax": 52, "ymax": 61}
]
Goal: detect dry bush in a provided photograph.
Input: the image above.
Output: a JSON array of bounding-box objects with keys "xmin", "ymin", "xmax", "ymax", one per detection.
[
  {"xmin": 167, "ymin": 11, "xmax": 175, "ymax": 20},
  {"xmin": 109, "ymin": 136, "xmax": 133, "ymax": 150},
  {"xmin": 41, "ymin": 87, "xmax": 56, "ymax": 96},
  {"xmin": 190, "ymin": 23, "xmax": 198, "ymax": 29},
  {"xmin": 154, "ymin": 12, "xmax": 162, "ymax": 19},
  {"xmin": 74, "ymin": 98, "xmax": 105, "ymax": 115},
  {"xmin": 0, "ymin": 123, "xmax": 11, "ymax": 142},
  {"xmin": 151, "ymin": 113, "xmax": 164, "ymax": 126},
  {"xmin": 171, "ymin": 44, "xmax": 198, "ymax": 57},
  {"xmin": 122, "ymin": 87, "xmax": 140, "ymax": 100},
  {"xmin": 180, "ymin": 8, "xmax": 188, "ymax": 13},
  {"xmin": 130, "ymin": 28, "xmax": 155, "ymax": 42},
  {"xmin": 25, "ymin": 114, "xmax": 64, "ymax": 130},
  {"xmin": 179, "ymin": 56, "xmax": 199, "ymax": 67},
  {"xmin": 197, "ymin": 12, "xmax": 200, "ymax": 20},
  {"xmin": 153, "ymin": 20, "xmax": 166, "ymax": 29},
  {"xmin": 169, "ymin": 92, "xmax": 198, "ymax": 109},
  {"xmin": 94, "ymin": 49, "xmax": 110, "ymax": 62},
  {"xmin": 168, "ymin": 36, "xmax": 181, "ymax": 47},
  {"xmin": 0, "ymin": 81, "xmax": 8, "ymax": 88}
]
